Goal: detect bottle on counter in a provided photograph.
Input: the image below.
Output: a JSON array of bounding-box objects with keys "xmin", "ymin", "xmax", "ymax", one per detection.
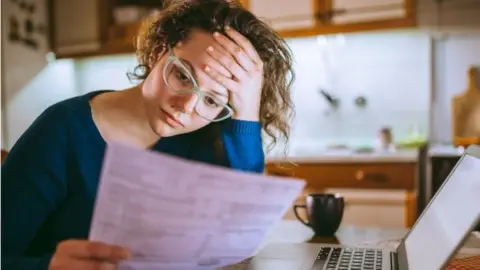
[{"xmin": 374, "ymin": 127, "xmax": 396, "ymax": 153}]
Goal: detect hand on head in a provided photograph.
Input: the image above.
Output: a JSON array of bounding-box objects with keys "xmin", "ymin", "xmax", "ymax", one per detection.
[
  {"xmin": 49, "ymin": 240, "xmax": 130, "ymax": 270},
  {"xmin": 134, "ymin": 0, "xmax": 294, "ymax": 148},
  {"xmin": 204, "ymin": 26, "xmax": 264, "ymax": 122}
]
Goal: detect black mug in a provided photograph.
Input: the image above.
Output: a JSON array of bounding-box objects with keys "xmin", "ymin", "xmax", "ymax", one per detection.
[{"xmin": 293, "ymin": 193, "xmax": 345, "ymax": 236}]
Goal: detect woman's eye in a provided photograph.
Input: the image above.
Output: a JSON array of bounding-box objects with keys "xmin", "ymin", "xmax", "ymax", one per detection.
[
  {"xmin": 174, "ymin": 68, "xmax": 190, "ymax": 84},
  {"xmin": 204, "ymin": 96, "xmax": 220, "ymax": 107}
]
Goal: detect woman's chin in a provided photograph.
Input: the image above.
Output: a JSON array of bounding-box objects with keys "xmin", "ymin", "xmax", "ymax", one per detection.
[{"xmin": 153, "ymin": 119, "xmax": 181, "ymax": 137}]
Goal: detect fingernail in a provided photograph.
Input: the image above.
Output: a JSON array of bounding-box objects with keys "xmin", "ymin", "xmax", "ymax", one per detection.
[
  {"xmin": 225, "ymin": 26, "xmax": 230, "ymax": 31},
  {"xmin": 213, "ymin": 32, "xmax": 220, "ymax": 38},
  {"xmin": 204, "ymin": 65, "xmax": 211, "ymax": 72},
  {"xmin": 176, "ymin": 41, "xmax": 183, "ymax": 47},
  {"xmin": 206, "ymin": 46, "xmax": 214, "ymax": 53}
]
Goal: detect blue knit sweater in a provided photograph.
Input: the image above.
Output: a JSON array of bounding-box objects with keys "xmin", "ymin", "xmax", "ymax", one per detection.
[{"xmin": 1, "ymin": 90, "xmax": 265, "ymax": 270}]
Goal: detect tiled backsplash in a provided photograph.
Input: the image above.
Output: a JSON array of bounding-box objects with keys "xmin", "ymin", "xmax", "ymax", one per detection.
[
  {"xmin": 285, "ymin": 31, "xmax": 430, "ymax": 151},
  {"xmin": 74, "ymin": 30, "xmax": 431, "ymax": 153}
]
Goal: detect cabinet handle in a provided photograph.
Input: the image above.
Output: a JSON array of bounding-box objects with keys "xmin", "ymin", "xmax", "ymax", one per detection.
[
  {"xmin": 355, "ymin": 170, "xmax": 365, "ymax": 181},
  {"xmin": 315, "ymin": 9, "xmax": 347, "ymax": 21},
  {"xmin": 355, "ymin": 170, "xmax": 389, "ymax": 183},
  {"xmin": 269, "ymin": 171, "xmax": 291, "ymax": 177}
]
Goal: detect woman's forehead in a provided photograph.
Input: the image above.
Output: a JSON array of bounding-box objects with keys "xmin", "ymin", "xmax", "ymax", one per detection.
[
  {"xmin": 171, "ymin": 29, "xmax": 230, "ymax": 99},
  {"xmin": 176, "ymin": 29, "xmax": 216, "ymax": 64}
]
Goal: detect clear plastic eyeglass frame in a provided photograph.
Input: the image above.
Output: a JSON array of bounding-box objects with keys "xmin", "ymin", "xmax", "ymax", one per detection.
[{"xmin": 162, "ymin": 49, "xmax": 233, "ymax": 122}]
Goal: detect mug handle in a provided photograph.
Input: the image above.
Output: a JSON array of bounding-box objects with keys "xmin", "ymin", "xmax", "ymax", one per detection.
[{"xmin": 293, "ymin": 204, "xmax": 310, "ymax": 227}]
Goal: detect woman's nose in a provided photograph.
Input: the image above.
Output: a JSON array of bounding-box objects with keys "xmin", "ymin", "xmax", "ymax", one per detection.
[{"xmin": 172, "ymin": 92, "xmax": 198, "ymax": 114}]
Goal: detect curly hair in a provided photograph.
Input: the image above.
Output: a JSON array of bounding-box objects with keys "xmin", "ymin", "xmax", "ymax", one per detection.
[{"xmin": 129, "ymin": 0, "xmax": 295, "ymax": 153}]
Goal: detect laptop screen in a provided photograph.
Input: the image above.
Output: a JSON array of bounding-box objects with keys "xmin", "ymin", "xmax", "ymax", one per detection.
[{"xmin": 403, "ymin": 153, "xmax": 480, "ymax": 270}]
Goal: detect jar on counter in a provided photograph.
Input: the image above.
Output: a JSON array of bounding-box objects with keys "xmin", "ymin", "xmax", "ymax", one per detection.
[{"xmin": 374, "ymin": 127, "xmax": 396, "ymax": 152}]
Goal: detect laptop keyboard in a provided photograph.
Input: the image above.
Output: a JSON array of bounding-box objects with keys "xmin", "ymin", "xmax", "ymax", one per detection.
[{"xmin": 312, "ymin": 247, "xmax": 383, "ymax": 270}]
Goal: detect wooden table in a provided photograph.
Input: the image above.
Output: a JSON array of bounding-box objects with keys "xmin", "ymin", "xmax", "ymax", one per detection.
[
  {"xmin": 221, "ymin": 220, "xmax": 480, "ymax": 269},
  {"xmin": 260, "ymin": 220, "xmax": 480, "ymax": 256},
  {"xmin": 257, "ymin": 219, "xmax": 408, "ymax": 253}
]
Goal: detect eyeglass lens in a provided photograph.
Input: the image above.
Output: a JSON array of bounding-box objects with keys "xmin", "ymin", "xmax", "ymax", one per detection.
[{"xmin": 164, "ymin": 59, "xmax": 231, "ymax": 121}]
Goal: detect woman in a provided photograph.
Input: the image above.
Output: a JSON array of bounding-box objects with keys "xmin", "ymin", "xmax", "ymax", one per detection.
[{"xmin": 1, "ymin": 0, "xmax": 295, "ymax": 269}]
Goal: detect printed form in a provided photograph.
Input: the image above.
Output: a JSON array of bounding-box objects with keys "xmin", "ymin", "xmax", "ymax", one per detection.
[{"xmin": 89, "ymin": 143, "xmax": 305, "ymax": 270}]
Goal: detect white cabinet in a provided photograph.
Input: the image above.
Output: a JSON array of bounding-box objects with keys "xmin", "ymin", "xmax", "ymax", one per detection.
[
  {"xmin": 51, "ymin": 0, "xmax": 104, "ymax": 56},
  {"xmin": 248, "ymin": 0, "xmax": 317, "ymax": 30},
  {"xmin": 331, "ymin": 0, "xmax": 407, "ymax": 24},
  {"xmin": 417, "ymin": 0, "xmax": 480, "ymax": 34},
  {"xmin": 324, "ymin": 188, "xmax": 408, "ymax": 228},
  {"xmin": 283, "ymin": 188, "xmax": 411, "ymax": 228},
  {"xmin": 246, "ymin": 0, "xmax": 414, "ymax": 37}
]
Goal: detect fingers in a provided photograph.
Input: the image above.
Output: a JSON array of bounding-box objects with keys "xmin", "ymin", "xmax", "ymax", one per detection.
[
  {"xmin": 206, "ymin": 45, "xmax": 248, "ymax": 79},
  {"xmin": 202, "ymin": 47, "xmax": 232, "ymax": 78},
  {"xmin": 212, "ymin": 32, "xmax": 257, "ymax": 73},
  {"xmin": 204, "ymin": 65, "xmax": 238, "ymax": 93},
  {"xmin": 56, "ymin": 240, "xmax": 130, "ymax": 262},
  {"xmin": 50, "ymin": 258, "xmax": 117, "ymax": 270},
  {"xmin": 223, "ymin": 27, "xmax": 263, "ymax": 65}
]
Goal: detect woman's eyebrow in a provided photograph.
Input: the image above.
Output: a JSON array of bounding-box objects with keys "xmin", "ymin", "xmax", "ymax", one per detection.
[{"xmin": 179, "ymin": 58, "xmax": 199, "ymax": 82}]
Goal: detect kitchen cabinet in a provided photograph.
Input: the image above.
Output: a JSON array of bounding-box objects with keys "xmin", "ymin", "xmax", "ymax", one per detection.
[
  {"xmin": 49, "ymin": 0, "xmax": 162, "ymax": 58},
  {"xmin": 416, "ymin": 0, "xmax": 480, "ymax": 34},
  {"xmin": 266, "ymin": 162, "xmax": 416, "ymax": 190},
  {"xmin": 245, "ymin": 0, "xmax": 415, "ymax": 37},
  {"xmin": 330, "ymin": 0, "xmax": 409, "ymax": 24},
  {"xmin": 49, "ymin": 0, "xmax": 416, "ymax": 58},
  {"xmin": 49, "ymin": 0, "xmax": 109, "ymax": 58},
  {"xmin": 247, "ymin": 0, "xmax": 318, "ymax": 31},
  {"xmin": 325, "ymin": 189, "xmax": 409, "ymax": 228},
  {"xmin": 267, "ymin": 161, "xmax": 418, "ymax": 228}
]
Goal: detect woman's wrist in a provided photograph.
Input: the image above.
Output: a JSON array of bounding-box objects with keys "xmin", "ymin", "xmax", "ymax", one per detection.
[{"xmin": 232, "ymin": 110, "xmax": 260, "ymax": 122}]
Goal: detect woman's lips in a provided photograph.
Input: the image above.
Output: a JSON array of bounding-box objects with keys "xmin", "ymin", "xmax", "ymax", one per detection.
[{"xmin": 160, "ymin": 109, "xmax": 184, "ymax": 128}]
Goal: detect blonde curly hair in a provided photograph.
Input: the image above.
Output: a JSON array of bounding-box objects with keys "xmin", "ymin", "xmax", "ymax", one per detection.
[{"xmin": 129, "ymin": 0, "xmax": 295, "ymax": 153}]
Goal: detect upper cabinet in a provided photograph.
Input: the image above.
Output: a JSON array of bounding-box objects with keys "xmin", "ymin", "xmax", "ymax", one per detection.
[
  {"xmin": 50, "ymin": 0, "xmax": 108, "ymax": 58},
  {"xmin": 50, "ymin": 0, "xmax": 417, "ymax": 58},
  {"xmin": 247, "ymin": 0, "xmax": 318, "ymax": 31},
  {"xmin": 246, "ymin": 0, "xmax": 415, "ymax": 37},
  {"xmin": 416, "ymin": 0, "xmax": 480, "ymax": 34},
  {"xmin": 49, "ymin": 0, "xmax": 163, "ymax": 58},
  {"xmin": 330, "ymin": 0, "xmax": 408, "ymax": 24}
]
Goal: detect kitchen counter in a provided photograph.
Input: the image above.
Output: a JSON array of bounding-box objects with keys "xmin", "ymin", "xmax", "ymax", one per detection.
[
  {"xmin": 266, "ymin": 149, "xmax": 418, "ymax": 164},
  {"xmin": 428, "ymin": 144, "xmax": 465, "ymax": 157}
]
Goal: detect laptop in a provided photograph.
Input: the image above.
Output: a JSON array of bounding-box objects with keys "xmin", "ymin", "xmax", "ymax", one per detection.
[{"xmin": 247, "ymin": 145, "xmax": 480, "ymax": 270}]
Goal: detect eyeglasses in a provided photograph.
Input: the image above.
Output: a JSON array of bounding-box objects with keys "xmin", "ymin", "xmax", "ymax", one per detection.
[{"xmin": 162, "ymin": 50, "xmax": 233, "ymax": 122}]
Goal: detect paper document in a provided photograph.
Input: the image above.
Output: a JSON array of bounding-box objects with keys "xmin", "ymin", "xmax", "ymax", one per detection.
[{"xmin": 89, "ymin": 143, "xmax": 305, "ymax": 270}]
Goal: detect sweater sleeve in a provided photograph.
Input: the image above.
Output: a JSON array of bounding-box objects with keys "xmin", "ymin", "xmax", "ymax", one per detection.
[
  {"xmin": 1, "ymin": 104, "xmax": 69, "ymax": 270},
  {"xmin": 219, "ymin": 119, "xmax": 265, "ymax": 173}
]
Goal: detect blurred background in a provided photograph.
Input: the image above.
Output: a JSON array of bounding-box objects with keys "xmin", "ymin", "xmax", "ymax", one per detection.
[{"xmin": 1, "ymin": 0, "xmax": 479, "ymax": 229}]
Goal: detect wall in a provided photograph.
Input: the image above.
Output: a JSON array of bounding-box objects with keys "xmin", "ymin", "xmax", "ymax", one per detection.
[
  {"xmin": 1, "ymin": 0, "xmax": 79, "ymax": 149},
  {"xmin": 431, "ymin": 33, "xmax": 480, "ymax": 143},
  {"xmin": 285, "ymin": 30, "xmax": 431, "ymax": 153},
  {"xmin": 74, "ymin": 54, "xmax": 137, "ymax": 94}
]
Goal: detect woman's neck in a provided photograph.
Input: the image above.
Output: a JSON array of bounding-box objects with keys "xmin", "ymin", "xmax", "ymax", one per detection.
[
  {"xmin": 121, "ymin": 86, "xmax": 162, "ymax": 147},
  {"xmin": 92, "ymin": 86, "xmax": 161, "ymax": 149}
]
